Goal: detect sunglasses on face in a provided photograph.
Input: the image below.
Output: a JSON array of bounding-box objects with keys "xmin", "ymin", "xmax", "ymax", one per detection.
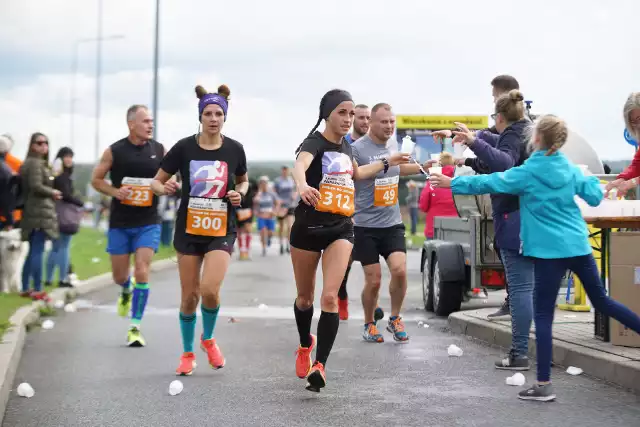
[
  {"xmin": 491, "ymin": 113, "xmax": 498, "ymax": 120},
  {"xmin": 630, "ymin": 117, "xmax": 640, "ymax": 126},
  {"xmin": 35, "ymin": 140, "xmax": 48, "ymax": 146}
]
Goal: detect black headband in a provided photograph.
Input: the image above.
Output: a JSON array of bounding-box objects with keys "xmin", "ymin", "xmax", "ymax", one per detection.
[{"xmin": 308, "ymin": 89, "xmax": 353, "ymax": 136}]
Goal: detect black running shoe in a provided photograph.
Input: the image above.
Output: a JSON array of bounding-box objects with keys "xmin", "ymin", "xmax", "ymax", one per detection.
[{"xmin": 518, "ymin": 383, "xmax": 556, "ymax": 402}]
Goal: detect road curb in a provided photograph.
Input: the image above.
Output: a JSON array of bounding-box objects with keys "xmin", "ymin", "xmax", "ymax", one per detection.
[
  {"xmin": 0, "ymin": 256, "xmax": 177, "ymax": 424},
  {"xmin": 448, "ymin": 311, "xmax": 640, "ymax": 393}
]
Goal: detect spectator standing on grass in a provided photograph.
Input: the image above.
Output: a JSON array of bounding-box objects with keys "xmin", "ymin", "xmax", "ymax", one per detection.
[
  {"xmin": 418, "ymin": 152, "xmax": 458, "ymax": 240},
  {"xmin": 45, "ymin": 147, "xmax": 84, "ymax": 288},
  {"xmin": 20, "ymin": 132, "xmax": 61, "ymax": 300},
  {"xmin": 0, "ymin": 136, "xmax": 17, "ymax": 230},
  {"xmin": 0, "ymin": 134, "xmax": 22, "ymax": 228}
]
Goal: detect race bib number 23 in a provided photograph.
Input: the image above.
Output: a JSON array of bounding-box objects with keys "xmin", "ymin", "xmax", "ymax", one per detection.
[
  {"xmin": 121, "ymin": 177, "xmax": 153, "ymax": 207},
  {"xmin": 316, "ymin": 174, "xmax": 355, "ymax": 217},
  {"xmin": 186, "ymin": 197, "xmax": 228, "ymax": 237}
]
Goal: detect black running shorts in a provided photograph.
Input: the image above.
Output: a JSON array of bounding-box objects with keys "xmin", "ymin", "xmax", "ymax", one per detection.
[
  {"xmin": 290, "ymin": 217, "xmax": 354, "ymax": 253},
  {"xmin": 353, "ymin": 224, "xmax": 406, "ymax": 266},
  {"xmin": 174, "ymin": 233, "xmax": 236, "ymax": 256}
]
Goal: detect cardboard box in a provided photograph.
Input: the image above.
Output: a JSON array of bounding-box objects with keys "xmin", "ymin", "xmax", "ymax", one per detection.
[{"xmin": 609, "ymin": 232, "xmax": 640, "ymax": 347}]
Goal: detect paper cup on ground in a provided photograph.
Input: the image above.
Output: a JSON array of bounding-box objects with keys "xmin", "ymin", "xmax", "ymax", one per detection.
[
  {"xmin": 429, "ymin": 166, "xmax": 442, "ymax": 175},
  {"xmin": 401, "ymin": 138, "xmax": 415, "ymax": 154}
]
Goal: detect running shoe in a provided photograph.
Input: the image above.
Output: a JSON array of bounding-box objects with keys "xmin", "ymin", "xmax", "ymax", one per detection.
[
  {"xmin": 374, "ymin": 306, "xmax": 384, "ymax": 322},
  {"xmin": 176, "ymin": 352, "xmax": 197, "ymax": 376},
  {"xmin": 127, "ymin": 326, "xmax": 146, "ymax": 347},
  {"xmin": 495, "ymin": 349, "xmax": 530, "ymax": 371},
  {"xmin": 200, "ymin": 336, "xmax": 225, "ymax": 369},
  {"xmin": 363, "ymin": 322, "xmax": 384, "ymax": 343},
  {"xmin": 387, "ymin": 316, "xmax": 409, "ymax": 342},
  {"xmin": 338, "ymin": 298, "xmax": 349, "ymax": 321},
  {"xmin": 305, "ymin": 362, "xmax": 326, "ymax": 392},
  {"xmin": 518, "ymin": 383, "xmax": 556, "ymax": 402},
  {"xmin": 117, "ymin": 293, "xmax": 132, "ymax": 317},
  {"xmin": 295, "ymin": 334, "xmax": 316, "ymax": 378}
]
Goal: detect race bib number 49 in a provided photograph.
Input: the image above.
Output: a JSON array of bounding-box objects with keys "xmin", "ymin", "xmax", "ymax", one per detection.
[
  {"xmin": 374, "ymin": 175, "xmax": 399, "ymax": 207},
  {"xmin": 316, "ymin": 174, "xmax": 355, "ymax": 217},
  {"xmin": 186, "ymin": 197, "xmax": 228, "ymax": 237},
  {"xmin": 121, "ymin": 177, "xmax": 153, "ymax": 207}
]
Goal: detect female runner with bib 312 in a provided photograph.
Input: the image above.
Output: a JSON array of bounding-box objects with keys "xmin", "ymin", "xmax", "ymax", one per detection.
[
  {"xmin": 150, "ymin": 84, "xmax": 249, "ymax": 376},
  {"xmin": 290, "ymin": 89, "xmax": 410, "ymax": 392}
]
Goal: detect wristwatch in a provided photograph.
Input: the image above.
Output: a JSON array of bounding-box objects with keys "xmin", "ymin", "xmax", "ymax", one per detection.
[{"xmin": 381, "ymin": 157, "xmax": 390, "ymax": 174}]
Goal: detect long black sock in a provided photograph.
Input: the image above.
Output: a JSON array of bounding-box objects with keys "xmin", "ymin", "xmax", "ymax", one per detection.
[
  {"xmin": 338, "ymin": 265, "xmax": 350, "ymax": 300},
  {"xmin": 315, "ymin": 311, "xmax": 339, "ymax": 366},
  {"xmin": 294, "ymin": 302, "xmax": 313, "ymax": 347}
]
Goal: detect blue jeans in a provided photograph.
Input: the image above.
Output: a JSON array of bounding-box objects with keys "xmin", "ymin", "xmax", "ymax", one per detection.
[
  {"xmin": 500, "ymin": 248, "xmax": 534, "ymax": 358},
  {"xmin": 160, "ymin": 221, "xmax": 173, "ymax": 246},
  {"xmin": 22, "ymin": 230, "xmax": 47, "ymax": 292},
  {"xmin": 533, "ymin": 254, "xmax": 640, "ymax": 382},
  {"xmin": 45, "ymin": 233, "xmax": 72, "ymax": 284},
  {"xmin": 409, "ymin": 207, "xmax": 419, "ymax": 235}
]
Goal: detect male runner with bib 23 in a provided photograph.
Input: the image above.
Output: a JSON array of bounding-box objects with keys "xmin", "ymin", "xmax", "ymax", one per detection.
[{"xmin": 91, "ymin": 105, "xmax": 165, "ymax": 347}]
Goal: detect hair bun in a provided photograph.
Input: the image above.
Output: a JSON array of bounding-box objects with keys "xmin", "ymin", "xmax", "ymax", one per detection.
[
  {"xmin": 195, "ymin": 85, "xmax": 208, "ymax": 99},
  {"xmin": 217, "ymin": 84, "xmax": 231, "ymax": 100},
  {"xmin": 509, "ymin": 89, "xmax": 524, "ymax": 103}
]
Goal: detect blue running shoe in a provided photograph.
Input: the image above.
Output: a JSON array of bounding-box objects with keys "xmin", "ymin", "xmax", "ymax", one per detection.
[
  {"xmin": 363, "ymin": 322, "xmax": 384, "ymax": 343},
  {"xmin": 387, "ymin": 316, "xmax": 409, "ymax": 342}
]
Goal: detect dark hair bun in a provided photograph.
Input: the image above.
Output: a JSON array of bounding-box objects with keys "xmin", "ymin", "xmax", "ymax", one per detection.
[
  {"xmin": 195, "ymin": 85, "xmax": 208, "ymax": 99},
  {"xmin": 217, "ymin": 84, "xmax": 231, "ymax": 100},
  {"xmin": 509, "ymin": 89, "xmax": 524, "ymax": 103}
]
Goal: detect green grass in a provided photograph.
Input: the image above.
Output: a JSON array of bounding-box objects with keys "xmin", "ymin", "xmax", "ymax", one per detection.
[{"xmin": 0, "ymin": 226, "xmax": 176, "ymax": 338}]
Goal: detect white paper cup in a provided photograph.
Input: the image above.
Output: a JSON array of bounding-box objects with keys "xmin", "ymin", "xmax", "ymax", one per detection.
[
  {"xmin": 453, "ymin": 143, "xmax": 465, "ymax": 158},
  {"xmin": 401, "ymin": 139, "xmax": 415, "ymax": 154},
  {"xmin": 430, "ymin": 153, "xmax": 441, "ymax": 162},
  {"xmin": 429, "ymin": 166, "xmax": 442, "ymax": 175}
]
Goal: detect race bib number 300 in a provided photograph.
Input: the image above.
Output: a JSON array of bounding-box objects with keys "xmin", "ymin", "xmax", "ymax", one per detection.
[
  {"xmin": 374, "ymin": 175, "xmax": 399, "ymax": 207},
  {"xmin": 121, "ymin": 177, "xmax": 153, "ymax": 207},
  {"xmin": 186, "ymin": 198, "xmax": 228, "ymax": 237},
  {"xmin": 316, "ymin": 174, "xmax": 355, "ymax": 217}
]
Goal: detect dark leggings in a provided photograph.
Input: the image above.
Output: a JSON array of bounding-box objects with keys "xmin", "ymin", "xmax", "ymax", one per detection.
[
  {"xmin": 533, "ymin": 254, "xmax": 640, "ymax": 382},
  {"xmin": 338, "ymin": 256, "xmax": 352, "ymax": 300}
]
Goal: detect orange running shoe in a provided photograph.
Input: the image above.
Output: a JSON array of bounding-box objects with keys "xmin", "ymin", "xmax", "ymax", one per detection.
[
  {"xmin": 338, "ymin": 298, "xmax": 349, "ymax": 320},
  {"xmin": 295, "ymin": 334, "xmax": 316, "ymax": 378},
  {"xmin": 200, "ymin": 337, "xmax": 225, "ymax": 369},
  {"xmin": 305, "ymin": 362, "xmax": 326, "ymax": 392},
  {"xmin": 176, "ymin": 352, "xmax": 197, "ymax": 376}
]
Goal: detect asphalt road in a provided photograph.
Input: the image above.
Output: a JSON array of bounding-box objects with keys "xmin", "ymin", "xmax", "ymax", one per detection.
[{"xmin": 4, "ymin": 243, "xmax": 640, "ymax": 427}]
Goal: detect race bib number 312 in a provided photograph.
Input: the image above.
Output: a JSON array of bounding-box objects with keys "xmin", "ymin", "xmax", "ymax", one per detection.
[
  {"xmin": 121, "ymin": 177, "xmax": 153, "ymax": 207},
  {"xmin": 316, "ymin": 174, "xmax": 355, "ymax": 217},
  {"xmin": 374, "ymin": 175, "xmax": 399, "ymax": 207},
  {"xmin": 186, "ymin": 198, "xmax": 228, "ymax": 237}
]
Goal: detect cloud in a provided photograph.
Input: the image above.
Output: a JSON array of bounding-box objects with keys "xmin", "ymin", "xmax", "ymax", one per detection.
[{"xmin": 1, "ymin": 0, "xmax": 640, "ymax": 162}]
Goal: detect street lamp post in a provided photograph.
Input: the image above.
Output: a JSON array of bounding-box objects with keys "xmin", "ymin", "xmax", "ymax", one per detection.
[
  {"xmin": 69, "ymin": 34, "xmax": 124, "ymax": 151},
  {"xmin": 152, "ymin": 0, "xmax": 160, "ymax": 140},
  {"xmin": 95, "ymin": 0, "xmax": 103, "ymax": 162}
]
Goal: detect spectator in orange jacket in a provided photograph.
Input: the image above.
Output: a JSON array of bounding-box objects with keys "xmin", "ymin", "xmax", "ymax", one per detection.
[
  {"xmin": 419, "ymin": 152, "xmax": 458, "ymax": 239},
  {"xmin": 0, "ymin": 134, "xmax": 22, "ymax": 226}
]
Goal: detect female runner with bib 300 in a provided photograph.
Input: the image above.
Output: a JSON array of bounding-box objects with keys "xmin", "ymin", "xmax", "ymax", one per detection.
[
  {"xmin": 291, "ymin": 89, "xmax": 409, "ymax": 392},
  {"xmin": 150, "ymin": 84, "xmax": 249, "ymax": 376}
]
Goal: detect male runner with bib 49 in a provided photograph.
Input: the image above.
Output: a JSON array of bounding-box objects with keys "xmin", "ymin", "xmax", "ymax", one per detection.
[
  {"xmin": 151, "ymin": 84, "xmax": 248, "ymax": 376},
  {"xmin": 290, "ymin": 89, "xmax": 409, "ymax": 392},
  {"xmin": 91, "ymin": 104, "xmax": 165, "ymax": 347}
]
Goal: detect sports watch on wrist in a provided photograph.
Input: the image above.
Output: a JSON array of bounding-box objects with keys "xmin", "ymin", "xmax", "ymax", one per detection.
[{"xmin": 381, "ymin": 157, "xmax": 390, "ymax": 174}]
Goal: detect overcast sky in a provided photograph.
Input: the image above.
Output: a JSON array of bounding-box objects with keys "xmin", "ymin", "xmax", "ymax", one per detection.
[{"xmin": 1, "ymin": 0, "xmax": 638, "ymax": 163}]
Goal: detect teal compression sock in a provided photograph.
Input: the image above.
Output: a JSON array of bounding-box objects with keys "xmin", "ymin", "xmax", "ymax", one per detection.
[
  {"xmin": 130, "ymin": 282, "xmax": 149, "ymax": 326},
  {"xmin": 201, "ymin": 305, "xmax": 220, "ymax": 341},
  {"xmin": 179, "ymin": 312, "xmax": 197, "ymax": 353}
]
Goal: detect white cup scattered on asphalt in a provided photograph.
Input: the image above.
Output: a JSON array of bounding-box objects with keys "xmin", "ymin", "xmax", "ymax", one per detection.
[
  {"xmin": 566, "ymin": 366, "xmax": 583, "ymax": 376},
  {"xmin": 17, "ymin": 383, "xmax": 34, "ymax": 398},
  {"xmin": 169, "ymin": 380, "xmax": 183, "ymax": 396},
  {"xmin": 41, "ymin": 319, "xmax": 54, "ymax": 330},
  {"xmin": 506, "ymin": 373, "xmax": 526, "ymax": 386},
  {"xmin": 447, "ymin": 344, "xmax": 463, "ymax": 357},
  {"xmin": 53, "ymin": 300, "xmax": 65, "ymax": 309},
  {"xmin": 64, "ymin": 303, "xmax": 77, "ymax": 313},
  {"xmin": 258, "ymin": 303, "xmax": 268, "ymax": 311}
]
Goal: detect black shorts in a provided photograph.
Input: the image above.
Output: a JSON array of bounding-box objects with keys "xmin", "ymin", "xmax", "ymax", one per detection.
[
  {"xmin": 277, "ymin": 208, "xmax": 295, "ymax": 220},
  {"xmin": 174, "ymin": 233, "xmax": 236, "ymax": 256},
  {"xmin": 353, "ymin": 224, "xmax": 406, "ymax": 266},
  {"xmin": 290, "ymin": 217, "xmax": 354, "ymax": 253},
  {"xmin": 237, "ymin": 217, "xmax": 253, "ymax": 228}
]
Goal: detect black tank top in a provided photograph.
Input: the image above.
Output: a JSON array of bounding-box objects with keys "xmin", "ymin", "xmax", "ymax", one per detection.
[{"xmin": 108, "ymin": 138, "xmax": 164, "ymax": 229}]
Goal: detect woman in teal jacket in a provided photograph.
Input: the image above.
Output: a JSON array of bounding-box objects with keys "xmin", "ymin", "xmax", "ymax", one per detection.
[{"xmin": 431, "ymin": 115, "xmax": 640, "ymax": 402}]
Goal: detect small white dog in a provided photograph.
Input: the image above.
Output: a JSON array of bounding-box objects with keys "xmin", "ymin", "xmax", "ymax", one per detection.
[{"xmin": 0, "ymin": 228, "xmax": 29, "ymax": 293}]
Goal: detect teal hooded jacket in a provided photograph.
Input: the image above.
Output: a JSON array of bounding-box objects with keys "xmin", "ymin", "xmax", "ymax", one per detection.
[{"xmin": 451, "ymin": 151, "xmax": 603, "ymax": 259}]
